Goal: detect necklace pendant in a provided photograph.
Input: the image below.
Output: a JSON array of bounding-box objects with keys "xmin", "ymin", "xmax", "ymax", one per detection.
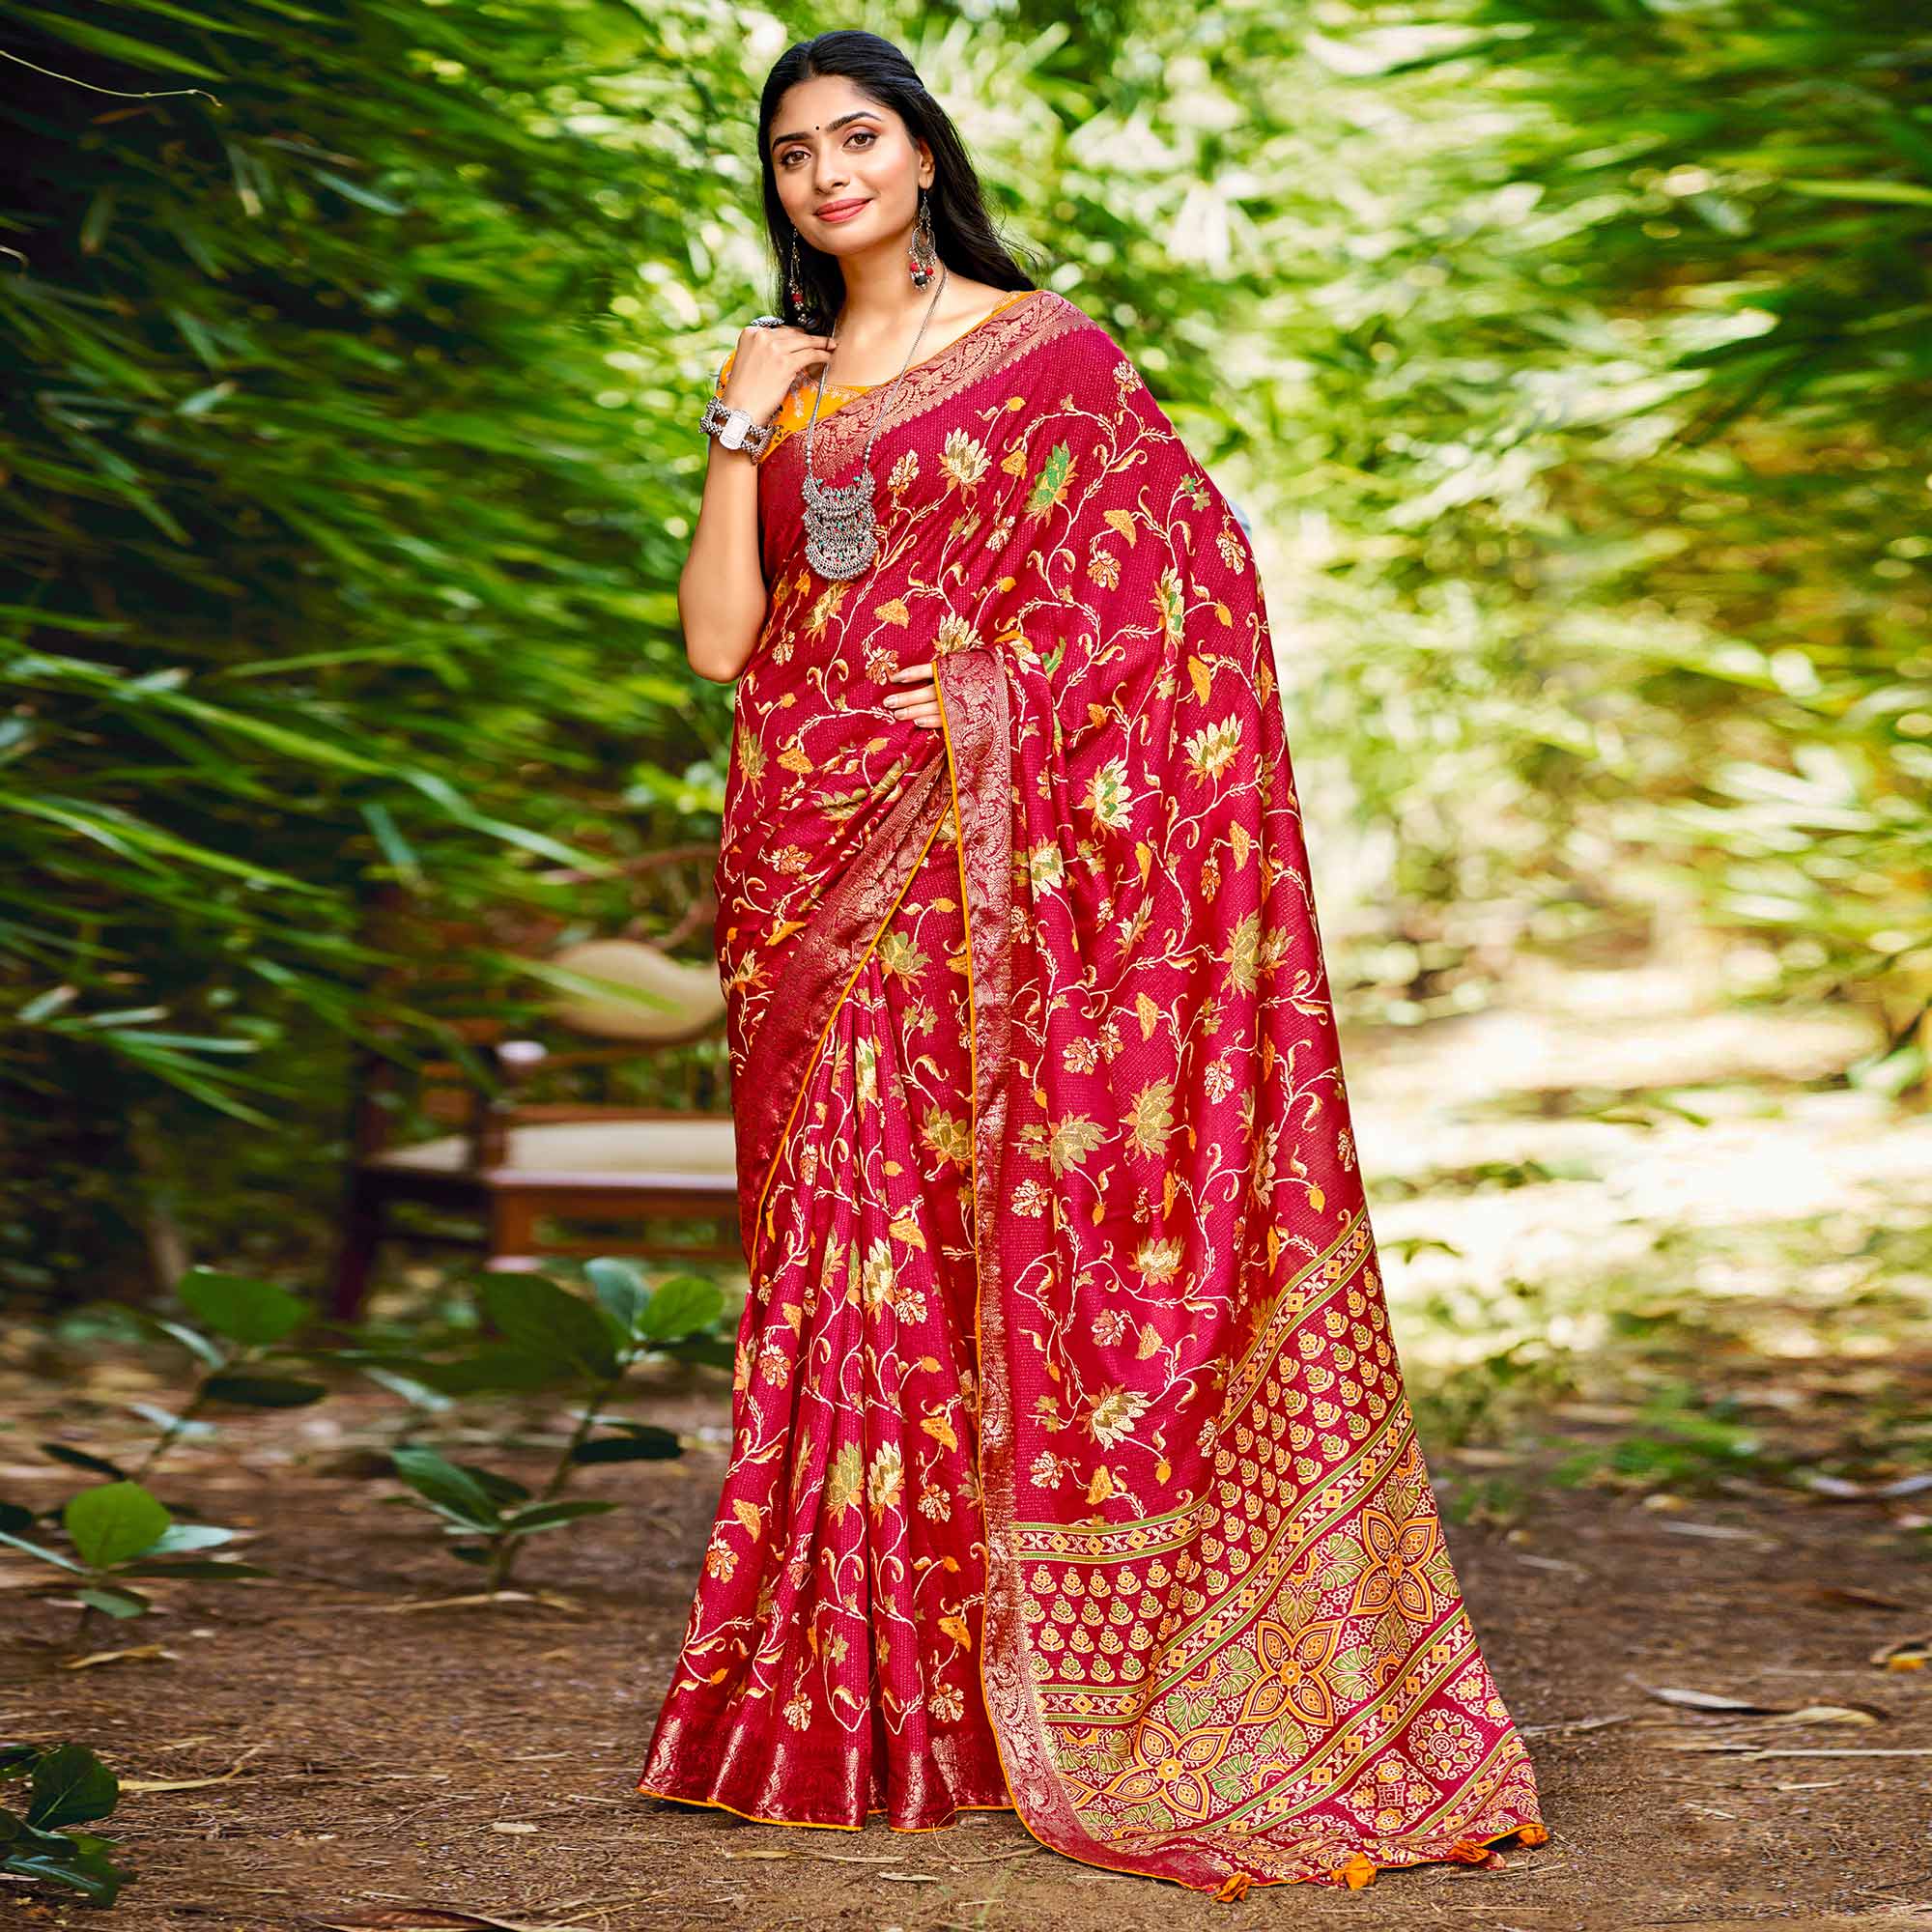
[
  {"xmin": 803, "ymin": 466, "xmax": 880, "ymax": 581},
  {"xmin": 798, "ymin": 264, "xmax": 949, "ymax": 584}
]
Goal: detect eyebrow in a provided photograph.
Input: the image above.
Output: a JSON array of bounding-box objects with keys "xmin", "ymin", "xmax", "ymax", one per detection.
[{"xmin": 769, "ymin": 109, "xmax": 880, "ymax": 153}]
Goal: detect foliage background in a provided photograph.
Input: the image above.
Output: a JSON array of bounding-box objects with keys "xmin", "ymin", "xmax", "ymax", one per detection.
[{"xmin": 2, "ymin": 0, "xmax": 1925, "ymax": 1307}]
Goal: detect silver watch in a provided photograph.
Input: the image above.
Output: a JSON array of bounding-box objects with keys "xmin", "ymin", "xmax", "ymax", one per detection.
[
  {"xmin": 700, "ymin": 391, "xmax": 774, "ymax": 458},
  {"xmin": 700, "ymin": 320, "xmax": 783, "ymax": 458}
]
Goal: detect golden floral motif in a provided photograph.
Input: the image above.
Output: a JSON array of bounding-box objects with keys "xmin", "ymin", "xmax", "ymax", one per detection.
[
  {"xmin": 1124, "ymin": 1078, "xmax": 1178, "ymax": 1159},
  {"xmin": 1350, "ymin": 1500, "xmax": 1443, "ymax": 1624},
  {"xmin": 1100, "ymin": 1716, "xmax": 1237, "ymax": 1826},
  {"xmin": 866, "ymin": 1442, "xmax": 905, "ymax": 1519},
  {"xmin": 1084, "ymin": 1385, "xmax": 1151, "ymax": 1448},
  {"xmin": 1133, "ymin": 1236, "xmax": 1184, "ymax": 1285},
  {"xmin": 1086, "ymin": 753, "xmax": 1132, "ymax": 830},
  {"xmin": 939, "ymin": 428, "xmax": 991, "ymax": 488},
  {"xmin": 1238, "ymin": 1615, "xmax": 1344, "ymax": 1728},
  {"xmin": 1184, "ymin": 715, "xmax": 1242, "ymax": 782}
]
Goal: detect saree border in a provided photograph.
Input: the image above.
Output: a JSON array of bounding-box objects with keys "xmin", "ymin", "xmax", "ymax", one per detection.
[
  {"xmin": 735, "ymin": 747, "xmax": 952, "ymax": 1274},
  {"xmin": 758, "ymin": 290, "xmax": 1090, "ymax": 497},
  {"xmin": 932, "ymin": 643, "xmax": 1532, "ymax": 1899},
  {"xmin": 932, "ymin": 642, "xmax": 1203, "ymax": 1890}
]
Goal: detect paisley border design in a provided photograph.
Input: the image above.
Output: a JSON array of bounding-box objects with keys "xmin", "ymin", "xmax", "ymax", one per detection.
[{"xmin": 758, "ymin": 289, "xmax": 1086, "ymax": 493}]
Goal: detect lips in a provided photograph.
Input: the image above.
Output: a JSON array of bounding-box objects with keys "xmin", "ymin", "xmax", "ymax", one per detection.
[{"xmin": 817, "ymin": 198, "xmax": 869, "ymax": 222}]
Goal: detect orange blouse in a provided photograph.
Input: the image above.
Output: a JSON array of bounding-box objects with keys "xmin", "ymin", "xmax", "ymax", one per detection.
[{"xmin": 711, "ymin": 287, "xmax": 1035, "ymax": 464}]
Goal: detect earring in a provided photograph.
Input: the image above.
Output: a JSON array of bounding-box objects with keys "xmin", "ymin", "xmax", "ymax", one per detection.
[
  {"xmin": 908, "ymin": 185, "xmax": 938, "ymax": 287},
  {"xmin": 785, "ymin": 229, "xmax": 823, "ymax": 327}
]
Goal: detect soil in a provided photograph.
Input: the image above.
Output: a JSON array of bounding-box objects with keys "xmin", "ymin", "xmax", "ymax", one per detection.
[{"xmin": 4, "ymin": 1378, "xmax": 1930, "ymax": 1932}]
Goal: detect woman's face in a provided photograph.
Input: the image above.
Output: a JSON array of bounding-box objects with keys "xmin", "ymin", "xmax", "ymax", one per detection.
[{"xmin": 767, "ymin": 74, "xmax": 931, "ymax": 255}]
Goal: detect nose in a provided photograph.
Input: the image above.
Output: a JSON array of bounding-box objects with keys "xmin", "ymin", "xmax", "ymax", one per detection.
[{"xmin": 813, "ymin": 150, "xmax": 847, "ymax": 195}]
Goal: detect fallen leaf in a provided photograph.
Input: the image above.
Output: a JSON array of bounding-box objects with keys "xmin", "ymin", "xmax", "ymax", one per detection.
[
  {"xmin": 1641, "ymin": 1687, "xmax": 1785, "ymax": 1715},
  {"xmin": 1801, "ymin": 1583, "xmax": 1914, "ymax": 1611},
  {"xmin": 1870, "ymin": 1635, "xmax": 1931, "ymax": 1669},
  {"xmin": 122, "ymin": 1745, "xmax": 271, "ymax": 1793},
  {"xmin": 61, "ymin": 1643, "xmax": 177, "ymax": 1669},
  {"xmin": 1653, "ymin": 1520, "xmax": 1778, "ymax": 1545}
]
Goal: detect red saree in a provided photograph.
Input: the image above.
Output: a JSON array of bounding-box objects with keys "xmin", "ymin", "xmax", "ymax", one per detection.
[{"xmin": 637, "ymin": 288, "xmax": 1548, "ymax": 1896}]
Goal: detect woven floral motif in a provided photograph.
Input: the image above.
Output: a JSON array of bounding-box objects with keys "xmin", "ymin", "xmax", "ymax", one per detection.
[{"xmin": 639, "ymin": 289, "xmax": 1548, "ymax": 1893}]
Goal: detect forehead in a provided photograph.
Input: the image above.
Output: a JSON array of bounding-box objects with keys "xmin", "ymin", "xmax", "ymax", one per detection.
[{"xmin": 770, "ymin": 73, "xmax": 895, "ymax": 137}]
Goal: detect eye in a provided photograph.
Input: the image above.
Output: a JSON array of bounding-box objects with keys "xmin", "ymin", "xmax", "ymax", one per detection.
[{"xmin": 847, "ymin": 129, "xmax": 874, "ymax": 147}]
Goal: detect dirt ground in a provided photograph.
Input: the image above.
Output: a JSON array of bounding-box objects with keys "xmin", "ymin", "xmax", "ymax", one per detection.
[
  {"xmin": 6, "ymin": 954, "xmax": 1932, "ymax": 1931},
  {"xmin": 5, "ymin": 1395, "xmax": 1931, "ymax": 1932}
]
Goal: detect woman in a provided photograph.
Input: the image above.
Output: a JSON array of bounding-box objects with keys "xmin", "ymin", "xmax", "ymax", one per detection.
[{"xmin": 637, "ymin": 28, "xmax": 1550, "ymax": 1899}]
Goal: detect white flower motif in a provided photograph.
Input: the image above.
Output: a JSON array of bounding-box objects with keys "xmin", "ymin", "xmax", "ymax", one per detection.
[{"xmin": 939, "ymin": 429, "xmax": 991, "ymax": 488}]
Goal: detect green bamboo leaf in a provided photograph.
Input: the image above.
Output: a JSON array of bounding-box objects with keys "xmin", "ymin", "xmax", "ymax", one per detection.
[
  {"xmin": 1782, "ymin": 177, "xmax": 1932, "ymax": 208},
  {"xmin": 198, "ymin": 1374, "xmax": 327, "ymax": 1408},
  {"xmin": 8, "ymin": 8, "xmax": 226, "ymax": 77},
  {"xmin": 498, "ymin": 1499, "xmax": 618, "ymax": 1534}
]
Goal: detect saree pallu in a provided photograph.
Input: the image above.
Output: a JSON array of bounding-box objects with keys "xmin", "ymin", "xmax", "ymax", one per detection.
[{"xmin": 638, "ymin": 289, "xmax": 1548, "ymax": 1895}]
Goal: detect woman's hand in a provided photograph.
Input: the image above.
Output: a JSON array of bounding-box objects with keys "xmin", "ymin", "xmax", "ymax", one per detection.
[
  {"xmin": 720, "ymin": 320, "xmax": 838, "ymax": 427},
  {"xmin": 884, "ymin": 661, "xmax": 943, "ymax": 730}
]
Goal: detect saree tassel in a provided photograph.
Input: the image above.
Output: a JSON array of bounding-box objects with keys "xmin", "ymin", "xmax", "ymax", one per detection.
[
  {"xmin": 1339, "ymin": 1851, "xmax": 1378, "ymax": 1889},
  {"xmin": 1210, "ymin": 1870, "xmax": 1252, "ymax": 1902}
]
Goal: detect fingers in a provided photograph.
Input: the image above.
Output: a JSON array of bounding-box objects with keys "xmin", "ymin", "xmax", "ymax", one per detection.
[
  {"xmin": 880, "ymin": 662, "xmax": 933, "ymax": 708},
  {"xmin": 882, "ymin": 662, "xmax": 941, "ymax": 727}
]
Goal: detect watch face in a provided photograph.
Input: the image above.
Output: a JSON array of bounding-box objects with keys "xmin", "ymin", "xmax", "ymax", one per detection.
[{"xmin": 719, "ymin": 413, "xmax": 748, "ymax": 450}]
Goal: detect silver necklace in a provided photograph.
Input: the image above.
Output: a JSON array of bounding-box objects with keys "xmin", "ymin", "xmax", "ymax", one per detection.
[{"xmin": 801, "ymin": 264, "xmax": 949, "ymax": 581}]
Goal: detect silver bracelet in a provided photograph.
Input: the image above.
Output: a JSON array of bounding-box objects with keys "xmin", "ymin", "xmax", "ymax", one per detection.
[
  {"xmin": 699, "ymin": 316, "xmax": 785, "ymax": 459},
  {"xmin": 700, "ymin": 390, "xmax": 774, "ymax": 458}
]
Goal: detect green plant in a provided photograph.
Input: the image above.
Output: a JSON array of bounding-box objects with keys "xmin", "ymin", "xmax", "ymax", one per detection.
[
  {"xmin": 382, "ymin": 1260, "xmax": 727, "ymax": 1591},
  {"xmin": 0, "ymin": 1479, "xmax": 267, "ymax": 1627},
  {"xmin": 0, "ymin": 1743, "xmax": 136, "ymax": 1905},
  {"xmin": 0, "ymin": 0, "xmax": 741, "ymax": 1300},
  {"xmin": 26, "ymin": 1267, "xmax": 328, "ymax": 1501}
]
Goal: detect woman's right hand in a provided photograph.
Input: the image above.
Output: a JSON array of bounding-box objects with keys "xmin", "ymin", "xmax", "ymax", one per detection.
[{"xmin": 720, "ymin": 321, "xmax": 838, "ymax": 426}]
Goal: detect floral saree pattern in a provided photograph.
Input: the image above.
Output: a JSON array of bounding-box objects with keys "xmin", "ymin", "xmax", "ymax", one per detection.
[{"xmin": 637, "ymin": 288, "xmax": 1548, "ymax": 1895}]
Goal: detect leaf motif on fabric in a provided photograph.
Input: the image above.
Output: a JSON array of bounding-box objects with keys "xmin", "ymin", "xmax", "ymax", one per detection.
[
  {"xmin": 1028, "ymin": 440, "xmax": 1073, "ymax": 515},
  {"xmin": 1125, "ymin": 1078, "xmax": 1178, "ymax": 1158},
  {"xmin": 826, "ymin": 1440, "xmax": 863, "ymax": 1520}
]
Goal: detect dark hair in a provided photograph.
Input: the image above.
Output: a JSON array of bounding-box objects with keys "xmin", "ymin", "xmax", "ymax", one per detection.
[{"xmin": 757, "ymin": 30, "xmax": 1043, "ymax": 327}]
